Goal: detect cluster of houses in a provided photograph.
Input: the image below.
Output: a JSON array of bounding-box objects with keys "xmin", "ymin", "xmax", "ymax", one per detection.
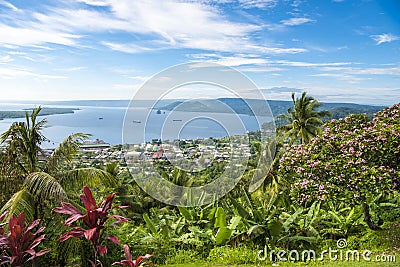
[
  {"xmin": 124, "ymin": 140, "xmax": 252, "ymax": 164},
  {"xmin": 73, "ymin": 138, "xmax": 253, "ymax": 169}
]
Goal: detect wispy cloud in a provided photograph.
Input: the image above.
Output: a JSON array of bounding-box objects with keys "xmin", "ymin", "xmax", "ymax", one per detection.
[
  {"xmin": 274, "ymin": 60, "xmax": 352, "ymax": 67},
  {"xmin": 321, "ymin": 66, "xmax": 400, "ymax": 76},
  {"xmin": 0, "ymin": 23, "xmax": 80, "ymax": 47},
  {"xmin": 55, "ymin": 66, "xmax": 87, "ymax": 72},
  {"xmin": 102, "ymin": 42, "xmax": 153, "ymax": 54},
  {"xmin": 0, "ymin": 55, "xmax": 13, "ymax": 63},
  {"xmin": 197, "ymin": 55, "xmax": 268, "ymax": 67},
  {"xmin": 0, "ymin": 0, "xmax": 306, "ymax": 55},
  {"xmin": 370, "ymin": 33, "xmax": 399, "ymax": 45},
  {"xmin": 0, "ymin": 0, "xmax": 19, "ymax": 11},
  {"xmin": 311, "ymin": 73, "xmax": 368, "ymax": 84},
  {"xmin": 262, "ymin": 86, "xmax": 303, "ymax": 93},
  {"xmin": 76, "ymin": 0, "xmax": 109, "ymax": 6},
  {"xmin": 0, "ymin": 67, "xmax": 67, "ymax": 79},
  {"xmin": 281, "ymin": 17, "xmax": 314, "ymax": 26},
  {"xmin": 237, "ymin": 66, "xmax": 283, "ymax": 72},
  {"xmin": 129, "ymin": 76, "xmax": 151, "ymax": 82},
  {"xmin": 237, "ymin": 0, "xmax": 278, "ymax": 9}
]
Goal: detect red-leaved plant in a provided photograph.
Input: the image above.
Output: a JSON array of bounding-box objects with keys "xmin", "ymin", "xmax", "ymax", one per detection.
[
  {"xmin": 53, "ymin": 186, "xmax": 130, "ymax": 266},
  {"xmin": 112, "ymin": 245, "xmax": 153, "ymax": 267},
  {"xmin": 0, "ymin": 211, "xmax": 7, "ymax": 259},
  {"xmin": 0, "ymin": 211, "xmax": 50, "ymax": 267}
]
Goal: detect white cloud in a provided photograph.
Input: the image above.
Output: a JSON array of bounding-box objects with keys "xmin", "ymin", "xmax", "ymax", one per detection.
[
  {"xmin": 281, "ymin": 17, "xmax": 314, "ymax": 26},
  {"xmin": 55, "ymin": 66, "xmax": 87, "ymax": 72},
  {"xmin": 0, "ymin": 67, "xmax": 67, "ymax": 79},
  {"xmin": 210, "ymin": 56, "xmax": 268, "ymax": 66},
  {"xmin": 237, "ymin": 0, "xmax": 278, "ymax": 9},
  {"xmin": 237, "ymin": 66, "xmax": 283, "ymax": 72},
  {"xmin": 370, "ymin": 33, "xmax": 399, "ymax": 45},
  {"xmin": 275, "ymin": 60, "xmax": 352, "ymax": 67},
  {"xmin": 102, "ymin": 42, "xmax": 153, "ymax": 54},
  {"xmin": 129, "ymin": 76, "xmax": 151, "ymax": 82},
  {"xmin": 0, "ymin": 23, "xmax": 80, "ymax": 47},
  {"xmin": 321, "ymin": 66, "xmax": 400, "ymax": 76},
  {"xmin": 76, "ymin": 0, "xmax": 109, "ymax": 6},
  {"xmin": 0, "ymin": 0, "xmax": 19, "ymax": 11},
  {"xmin": 310, "ymin": 73, "xmax": 367, "ymax": 84},
  {"xmin": 0, "ymin": 55, "xmax": 13, "ymax": 63},
  {"xmin": 188, "ymin": 53, "xmax": 282, "ymax": 68},
  {"xmin": 0, "ymin": 0, "xmax": 305, "ymax": 55}
]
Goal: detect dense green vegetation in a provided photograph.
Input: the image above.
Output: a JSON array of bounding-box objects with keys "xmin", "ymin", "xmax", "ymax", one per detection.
[
  {"xmin": 0, "ymin": 107, "xmax": 77, "ymax": 120},
  {"xmin": 0, "ymin": 94, "xmax": 398, "ymax": 266}
]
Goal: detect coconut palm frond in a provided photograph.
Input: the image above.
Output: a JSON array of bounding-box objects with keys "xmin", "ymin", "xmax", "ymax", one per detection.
[
  {"xmin": 23, "ymin": 172, "xmax": 67, "ymax": 202},
  {"xmin": 276, "ymin": 92, "xmax": 330, "ymax": 145},
  {"xmin": 60, "ymin": 167, "xmax": 118, "ymax": 189},
  {"xmin": 45, "ymin": 132, "xmax": 91, "ymax": 172},
  {"xmin": 0, "ymin": 189, "xmax": 35, "ymax": 222}
]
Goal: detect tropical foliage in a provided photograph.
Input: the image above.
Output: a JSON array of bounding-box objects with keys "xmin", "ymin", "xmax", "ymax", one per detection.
[
  {"xmin": 277, "ymin": 92, "xmax": 330, "ymax": 145},
  {"xmin": 53, "ymin": 186, "xmax": 131, "ymax": 266},
  {"xmin": 0, "ymin": 107, "xmax": 116, "ymax": 222},
  {"xmin": 0, "ymin": 211, "xmax": 50, "ymax": 266},
  {"xmin": 279, "ymin": 104, "xmax": 400, "ymax": 229},
  {"xmin": 0, "ymin": 98, "xmax": 398, "ymax": 266}
]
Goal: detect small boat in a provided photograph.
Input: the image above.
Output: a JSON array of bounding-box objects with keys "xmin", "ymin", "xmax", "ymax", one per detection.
[
  {"xmin": 98, "ymin": 117, "xmax": 103, "ymax": 120},
  {"xmin": 133, "ymin": 120, "xmax": 141, "ymax": 123},
  {"xmin": 173, "ymin": 119, "xmax": 182, "ymax": 122}
]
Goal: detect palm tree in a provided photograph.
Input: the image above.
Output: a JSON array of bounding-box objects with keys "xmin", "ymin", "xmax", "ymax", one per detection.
[
  {"xmin": 0, "ymin": 107, "xmax": 116, "ymax": 221},
  {"xmin": 277, "ymin": 92, "xmax": 330, "ymax": 145}
]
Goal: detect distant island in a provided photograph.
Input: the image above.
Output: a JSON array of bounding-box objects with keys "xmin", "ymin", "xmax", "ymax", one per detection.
[
  {"xmin": 0, "ymin": 107, "xmax": 78, "ymax": 120},
  {"xmin": 157, "ymin": 98, "xmax": 385, "ymax": 120}
]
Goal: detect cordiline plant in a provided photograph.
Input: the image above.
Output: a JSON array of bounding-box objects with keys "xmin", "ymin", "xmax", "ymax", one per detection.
[
  {"xmin": 53, "ymin": 186, "xmax": 131, "ymax": 267},
  {"xmin": 112, "ymin": 244, "xmax": 153, "ymax": 267},
  {"xmin": 0, "ymin": 211, "xmax": 50, "ymax": 266}
]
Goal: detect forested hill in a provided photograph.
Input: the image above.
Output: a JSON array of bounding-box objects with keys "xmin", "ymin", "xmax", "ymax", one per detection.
[
  {"xmin": 0, "ymin": 107, "xmax": 77, "ymax": 120},
  {"xmin": 158, "ymin": 98, "xmax": 385, "ymax": 119}
]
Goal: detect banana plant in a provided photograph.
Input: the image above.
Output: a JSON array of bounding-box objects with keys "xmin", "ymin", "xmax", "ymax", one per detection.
[
  {"xmin": 319, "ymin": 200, "xmax": 363, "ymax": 238},
  {"xmin": 208, "ymin": 206, "xmax": 241, "ymax": 245}
]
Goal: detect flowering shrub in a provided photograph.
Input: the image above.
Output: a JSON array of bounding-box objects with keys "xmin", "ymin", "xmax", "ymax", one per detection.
[{"xmin": 279, "ymin": 103, "xmax": 400, "ymax": 207}]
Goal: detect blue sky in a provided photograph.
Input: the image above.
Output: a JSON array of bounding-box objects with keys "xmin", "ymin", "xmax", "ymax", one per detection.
[{"xmin": 0, "ymin": 0, "xmax": 399, "ymax": 105}]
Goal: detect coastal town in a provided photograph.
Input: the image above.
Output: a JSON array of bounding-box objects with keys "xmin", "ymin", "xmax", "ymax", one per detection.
[{"xmin": 70, "ymin": 137, "xmax": 255, "ymax": 171}]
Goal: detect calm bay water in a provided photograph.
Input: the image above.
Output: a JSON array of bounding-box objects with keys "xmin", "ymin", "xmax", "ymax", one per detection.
[{"xmin": 0, "ymin": 102, "xmax": 266, "ymax": 148}]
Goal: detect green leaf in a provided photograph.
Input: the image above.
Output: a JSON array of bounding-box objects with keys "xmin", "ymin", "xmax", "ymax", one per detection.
[
  {"xmin": 247, "ymin": 224, "xmax": 266, "ymax": 238},
  {"xmin": 1, "ymin": 189, "xmax": 35, "ymax": 222},
  {"xmin": 229, "ymin": 197, "xmax": 250, "ymax": 219},
  {"xmin": 267, "ymin": 219, "xmax": 282, "ymax": 239},
  {"xmin": 207, "ymin": 207, "xmax": 217, "ymax": 221},
  {"xmin": 214, "ymin": 207, "xmax": 227, "ymax": 228},
  {"xmin": 178, "ymin": 206, "xmax": 193, "ymax": 221},
  {"xmin": 60, "ymin": 168, "xmax": 117, "ymax": 189},
  {"xmin": 23, "ymin": 172, "xmax": 67, "ymax": 202},
  {"xmin": 215, "ymin": 227, "xmax": 233, "ymax": 245},
  {"xmin": 143, "ymin": 213, "xmax": 157, "ymax": 235},
  {"xmin": 228, "ymin": 216, "xmax": 241, "ymax": 230},
  {"xmin": 282, "ymin": 208, "xmax": 303, "ymax": 231}
]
